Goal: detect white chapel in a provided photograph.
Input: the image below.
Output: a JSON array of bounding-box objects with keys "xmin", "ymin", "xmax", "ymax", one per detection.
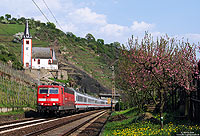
[{"xmin": 21, "ymin": 20, "xmax": 58, "ymax": 70}]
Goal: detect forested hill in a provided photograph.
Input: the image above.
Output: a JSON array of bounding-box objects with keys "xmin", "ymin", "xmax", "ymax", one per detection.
[{"xmin": 0, "ymin": 14, "xmax": 120, "ymax": 93}]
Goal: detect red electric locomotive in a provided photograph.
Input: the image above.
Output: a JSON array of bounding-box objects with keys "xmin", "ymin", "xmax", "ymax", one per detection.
[
  {"xmin": 37, "ymin": 84, "xmax": 111, "ymax": 115},
  {"xmin": 37, "ymin": 85, "xmax": 75, "ymax": 114}
]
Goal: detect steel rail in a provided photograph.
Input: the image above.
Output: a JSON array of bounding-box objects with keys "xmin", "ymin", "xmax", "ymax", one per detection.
[
  {"xmin": 60, "ymin": 111, "xmax": 106, "ymax": 136},
  {"xmin": 24, "ymin": 110, "xmax": 103, "ymax": 136}
]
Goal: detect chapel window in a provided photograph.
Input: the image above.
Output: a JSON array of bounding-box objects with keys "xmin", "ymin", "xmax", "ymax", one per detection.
[{"xmin": 48, "ymin": 60, "xmax": 51, "ymax": 65}]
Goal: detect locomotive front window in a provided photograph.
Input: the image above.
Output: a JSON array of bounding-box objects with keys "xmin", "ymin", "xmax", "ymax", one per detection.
[
  {"xmin": 39, "ymin": 88, "xmax": 48, "ymax": 94},
  {"xmin": 49, "ymin": 88, "xmax": 59, "ymax": 94}
]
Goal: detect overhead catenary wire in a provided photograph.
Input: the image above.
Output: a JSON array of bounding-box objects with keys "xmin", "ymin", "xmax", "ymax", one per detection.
[
  {"xmin": 0, "ymin": 0, "xmax": 63, "ymax": 48},
  {"xmin": 31, "ymin": 0, "xmax": 65, "ymax": 42},
  {"xmin": 42, "ymin": 0, "xmax": 64, "ymax": 32},
  {"xmin": 31, "ymin": 0, "xmax": 54, "ymax": 41},
  {"xmin": 31, "ymin": 0, "xmax": 51, "ymax": 23}
]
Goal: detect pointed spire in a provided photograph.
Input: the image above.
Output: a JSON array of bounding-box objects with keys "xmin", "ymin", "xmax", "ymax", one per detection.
[{"xmin": 23, "ymin": 20, "xmax": 32, "ymax": 39}]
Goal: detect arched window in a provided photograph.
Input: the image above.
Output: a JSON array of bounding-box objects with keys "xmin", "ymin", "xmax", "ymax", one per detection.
[
  {"xmin": 38, "ymin": 59, "xmax": 40, "ymax": 64},
  {"xmin": 48, "ymin": 60, "xmax": 51, "ymax": 65},
  {"xmin": 26, "ymin": 63, "xmax": 29, "ymax": 67}
]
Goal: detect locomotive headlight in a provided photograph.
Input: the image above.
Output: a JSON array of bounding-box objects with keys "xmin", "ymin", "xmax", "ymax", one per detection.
[
  {"xmin": 53, "ymin": 103, "xmax": 55, "ymax": 105},
  {"xmin": 41, "ymin": 103, "xmax": 43, "ymax": 105}
]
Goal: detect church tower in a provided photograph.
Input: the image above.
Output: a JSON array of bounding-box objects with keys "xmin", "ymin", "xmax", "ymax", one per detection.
[{"xmin": 21, "ymin": 20, "xmax": 32, "ymax": 68}]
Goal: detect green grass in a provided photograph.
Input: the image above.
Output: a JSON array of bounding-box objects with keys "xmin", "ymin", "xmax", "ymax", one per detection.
[
  {"xmin": 0, "ymin": 24, "xmax": 24, "ymax": 35},
  {"xmin": 103, "ymin": 108, "xmax": 138, "ymax": 136},
  {"xmin": 102, "ymin": 108, "xmax": 200, "ymax": 136},
  {"xmin": 111, "ymin": 108, "xmax": 138, "ymax": 117},
  {"xmin": 32, "ymin": 39, "xmax": 49, "ymax": 47},
  {"xmin": 49, "ymin": 78, "xmax": 69, "ymax": 85},
  {"xmin": 0, "ymin": 109, "xmax": 24, "ymax": 116}
]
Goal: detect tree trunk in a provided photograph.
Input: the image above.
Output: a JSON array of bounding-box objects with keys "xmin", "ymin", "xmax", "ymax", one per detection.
[
  {"xmin": 185, "ymin": 94, "xmax": 189, "ymax": 116},
  {"xmin": 160, "ymin": 88, "xmax": 164, "ymax": 129}
]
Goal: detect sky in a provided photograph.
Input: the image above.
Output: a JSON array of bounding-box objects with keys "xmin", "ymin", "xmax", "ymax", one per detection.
[{"xmin": 0, "ymin": 0, "xmax": 200, "ymax": 47}]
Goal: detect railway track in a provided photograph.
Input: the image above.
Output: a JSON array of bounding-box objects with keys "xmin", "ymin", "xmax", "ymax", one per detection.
[
  {"xmin": 0, "ymin": 110, "xmax": 107, "ymax": 136},
  {"xmin": 39, "ymin": 110, "xmax": 107, "ymax": 136},
  {"xmin": 62, "ymin": 110, "xmax": 107, "ymax": 136},
  {"xmin": 0, "ymin": 118, "xmax": 36, "ymax": 127},
  {"xmin": 0, "ymin": 118, "xmax": 47, "ymax": 132},
  {"xmin": 0, "ymin": 117, "xmax": 55, "ymax": 135}
]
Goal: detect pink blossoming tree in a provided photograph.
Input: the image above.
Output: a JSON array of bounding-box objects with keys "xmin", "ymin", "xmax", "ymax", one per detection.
[{"xmin": 118, "ymin": 33, "xmax": 198, "ymax": 128}]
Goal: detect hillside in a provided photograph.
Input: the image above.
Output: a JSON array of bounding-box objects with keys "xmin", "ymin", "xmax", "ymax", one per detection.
[{"xmin": 0, "ymin": 15, "xmax": 120, "ymax": 94}]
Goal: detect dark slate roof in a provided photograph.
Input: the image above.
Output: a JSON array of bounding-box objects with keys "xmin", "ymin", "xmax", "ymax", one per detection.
[
  {"xmin": 32, "ymin": 47, "xmax": 57, "ymax": 60},
  {"xmin": 23, "ymin": 20, "xmax": 32, "ymax": 39}
]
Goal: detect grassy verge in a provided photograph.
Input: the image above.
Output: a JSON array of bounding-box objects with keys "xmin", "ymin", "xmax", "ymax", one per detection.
[
  {"xmin": 102, "ymin": 108, "xmax": 200, "ymax": 136},
  {"xmin": 0, "ymin": 104, "xmax": 36, "ymax": 109},
  {"xmin": 49, "ymin": 78, "xmax": 70, "ymax": 85},
  {"xmin": 0, "ymin": 109, "xmax": 24, "ymax": 116}
]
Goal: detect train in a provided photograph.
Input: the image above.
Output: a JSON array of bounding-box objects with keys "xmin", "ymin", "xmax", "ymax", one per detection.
[{"xmin": 37, "ymin": 84, "xmax": 111, "ymax": 115}]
